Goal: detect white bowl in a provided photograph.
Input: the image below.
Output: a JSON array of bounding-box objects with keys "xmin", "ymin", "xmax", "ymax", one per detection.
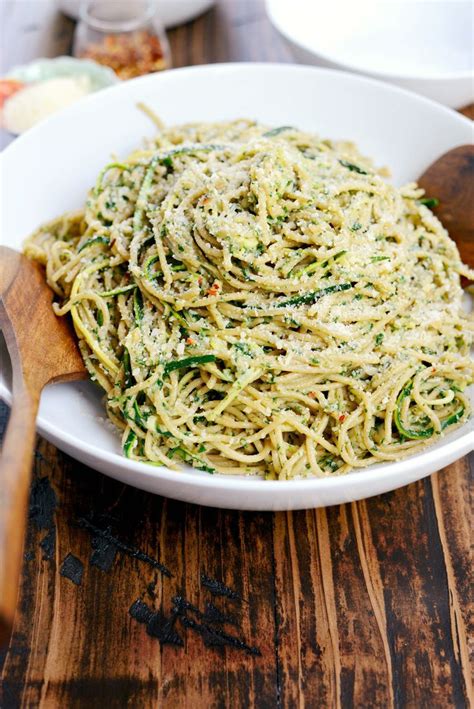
[
  {"xmin": 266, "ymin": 0, "xmax": 474, "ymax": 108},
  {"xmin": 58, "ymin": 0, "xmax": 216, "ymax": 28},
  {"xmin": 0, "ymin": 63, "xmax": 472, "ymax": 509},
  {"xmin": 6, "ymin": 56, "xmax": 119, "ymax": 90}
]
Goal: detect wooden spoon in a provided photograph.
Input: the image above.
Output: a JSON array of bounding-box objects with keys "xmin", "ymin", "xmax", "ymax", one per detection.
[
  {"xmin": 0, "ymin": 247, "xmax": 87, "ymax": 645},
  {"xmin": 417, "ymin": 144, "xmax": 474, "ymax": 269},
  {"xmin": 0, "ymin": 145, "xmax": 472, "ymax": 646}
]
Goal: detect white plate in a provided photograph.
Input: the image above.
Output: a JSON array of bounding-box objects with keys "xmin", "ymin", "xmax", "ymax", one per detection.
[
  {"xmin": 58, "ymin": 0, "xmax": 215, "ymax": 28},
  {"xmin": 266, "ymin": 0, "xmax": 474, "ymax": 108},
  {"xmin": 0, "ymin": 63, "xmax": 472, "ymax": 509}
]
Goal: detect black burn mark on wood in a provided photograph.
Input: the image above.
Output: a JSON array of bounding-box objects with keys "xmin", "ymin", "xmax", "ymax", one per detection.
[
  {"xmin": 147, "ymin": 611, "xmax": 183, "ymax": 646},
  {"xmin": 60, "ymin": 554, "xmax": 84, "ymax": 586},
  {"xmin": 203, "ymin": 602, "xmax": 238, "ymax": 627},
  {"xmin": 173, "ymin": 596, "xmax": 260, "ymax": 656},
  {"xmin": 146, "ymin": 579, "xmax": 157, "ymax": 601},
  {"xmin": 340, "ymin": 666, "xmax": 355, "ymax": 708},
  {"xmin": 179, "ymin": 615, "xmax": 261, "ymax": 655},
  {"xmin": 29, "ymin": 476, "xmax": 57, "ymax": 529},
  {"xmin": 128, "ymin": 594, "xmax": 260, "ymax": 655},
  {"xmin": 0, "ymin": 632, "xmax": 30, "ymax": 701},
  {"xmin": 0, "ymin": 401, "xmax": 9, "ymax": 441},
  {"xmin": 200, "ymin": 574, "xmax": 241, "ymax": 601},
  {"xmin": 170, "ymin": 597, "xmax": 237, "ymax": 627},
  {"xmin": 29, "ymin": 476, "xmax": 57, "ymax": 561},
  {"xmin": 77, "ymin": 517, "xmax": 172, "ymax": 577},
  {"xmin": 0, "ymin": 678, "xmax": 23, "ymax": 709},
  {"xmin": 129, "ymin": 599, "xmax": 153, "ymax": 624},
  {"xmin": 90, "ymin": 526, "xmax": 118, "ymax": 572},
  {"xmin": 129, "ymin": 599, "xmax": 183, "ymax": 646},
  {"xmin": 33, "ymin": 450, "xmax": 50, "ymax": 466},
  {"xmin": 39, "ymin": 527, "xmax": 55, "ymax": 560},
  {"xmin": 5, "ymin": 635, "xmax": 29, "ymax": 659}
]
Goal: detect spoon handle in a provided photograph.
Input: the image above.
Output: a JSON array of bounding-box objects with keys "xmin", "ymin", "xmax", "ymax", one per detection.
[{"xmin": 0, "ymin": 320, "xmax": 42, "ymax": 646}]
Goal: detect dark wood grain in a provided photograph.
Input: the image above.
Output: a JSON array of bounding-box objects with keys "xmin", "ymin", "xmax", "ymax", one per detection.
[{"xmin": 0, "ymin": 1, "xmax": 473, "ymax": 707}]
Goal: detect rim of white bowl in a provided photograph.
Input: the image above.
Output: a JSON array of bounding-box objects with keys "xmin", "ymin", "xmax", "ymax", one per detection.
[
  {"xmin": 1, "ymin": 62, "xmax": 472, "ymax": 495},
  {"xmin": 266, "ymin": 0, "xmax": 474, "ymax": 82},
  {"xmin": 0, "ymin": 380, "xmax": 472, "ymax": 493},
  {"xmin": 1, "ymin": 61, "xmax": 472, "ymax": 153}
]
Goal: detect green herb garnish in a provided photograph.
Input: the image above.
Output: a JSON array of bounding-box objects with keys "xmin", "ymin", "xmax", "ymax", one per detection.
[
  {"xmin": 164, "ymin": 354, "xmax": 216, "ymax": 375},
  {"xmin": 101, "ymin": 284, "xmax": 137, "ymax": 297},
  {"xmin": 263, "ymin": 126, "xmax": 294, "ymax": 137},
  {"xmin": 167, "ymin": 446, "xmax": 215, "ymax": 474},
  {"xmin": 339, "ymin": 160, "xmax": 368, "ymax": 175},
  {"xmin": 276, "ymin": 283, "xmax": 352, "ymax": 308},
  {"xmin": 144, "ymin": 255, "xmax": 161, "ymax": 281},
  {"xmin": 394, "ymin": 379, "xmax": 465, "ymax": 440},
  {"xmin": 123, "ymin": 348, "xmax": 134, "ymax": 388},
  {"xmin": 418, "ymin": 197, "xmax": 439, "ymax": 209},
  {"xmin": 78, "ymin": 235, "xmax": 110, "ymax": 253},
  {"xmin": 123, "ymin": 430, "xmax": 137, "ymax": 457},
  {"xmin": 133, "ymin": 288, "xmax": 144, "ymax": 324}
]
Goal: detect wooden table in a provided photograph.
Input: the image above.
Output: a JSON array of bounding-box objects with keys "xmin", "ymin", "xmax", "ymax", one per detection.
[{"xmin": 1, "ymin": 2, "xmax": 472, "ymax": 707}]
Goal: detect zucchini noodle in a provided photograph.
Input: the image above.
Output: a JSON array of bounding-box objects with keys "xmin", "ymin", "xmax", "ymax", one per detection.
[{"xmin": 24, "ymin": 119, "xmax": 473, "ymax": 479}]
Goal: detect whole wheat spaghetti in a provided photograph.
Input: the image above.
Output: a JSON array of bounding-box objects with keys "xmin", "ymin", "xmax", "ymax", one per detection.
[{"xmin": 25, "ymin": 119, "xmax": 473, "ymax": 479}]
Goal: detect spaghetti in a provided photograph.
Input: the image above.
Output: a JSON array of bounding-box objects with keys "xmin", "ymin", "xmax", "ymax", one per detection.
[{"xmin": 24, "ymin": 119, "xmax": 473, "ymax": 478}]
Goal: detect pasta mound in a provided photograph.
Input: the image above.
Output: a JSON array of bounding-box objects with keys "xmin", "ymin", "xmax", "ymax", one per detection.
[{"xmin": 25, "ymin": 119, "xmax": 473, "ymax": 479}]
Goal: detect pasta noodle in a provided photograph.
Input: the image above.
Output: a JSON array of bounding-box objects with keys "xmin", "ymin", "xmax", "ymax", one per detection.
[{"xmin": 24, "ymin": 119, "xmax": 473, "ymax": 479}]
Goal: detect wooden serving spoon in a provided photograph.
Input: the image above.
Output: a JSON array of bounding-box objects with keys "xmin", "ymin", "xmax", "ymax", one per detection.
[
  {"xmin": 417, "ymin": 144, "xmax": 474, "ymax": 269},
  {"xmin": 0, "ymin": 144, "xmax": 472, "ymax": 646},
  {"xmin": 0, "ymin": 247, "xmax": 87, "ymax": 645}
]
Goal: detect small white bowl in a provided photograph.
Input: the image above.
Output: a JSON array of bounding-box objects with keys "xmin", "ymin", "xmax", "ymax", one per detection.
[
  {"xmin": 58, "ymin": 0, "xmax": 216, "ymax": 28},
  {"xmin": 266, "ymin": 0, "xmax": 474, "ymax": 108},
  {"xmin": 3, "ymin": 56, "xmax": 119, "ymax": 135},
  {"xmin": 6, "ymin": 56, "xmax": 119, "ymax": 91}
]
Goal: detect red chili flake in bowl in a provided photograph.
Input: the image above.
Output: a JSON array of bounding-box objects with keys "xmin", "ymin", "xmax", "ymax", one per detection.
[{"xmin": 80, "ymin": 30, "xmax": 168, "ymax": 79}]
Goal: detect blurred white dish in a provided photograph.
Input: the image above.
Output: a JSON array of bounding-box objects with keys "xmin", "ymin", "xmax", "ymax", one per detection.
[
  {"xmin": 266, "ymin": 0, "xmax": 474, "ymax": 108},
  {"xmin": 6, "ymin": 56, "xmax": 118, "ymax": 89},
  {"xmin": 4, "ymin": 56, "xmax": 119, "ymax": 134},
  {"xmin": 58, "ymin": 0, "xmax": 215, "ymax": 28},
  {"xmin": 0, "ymin": 63, "xmax": 472, "ymax": 509}
]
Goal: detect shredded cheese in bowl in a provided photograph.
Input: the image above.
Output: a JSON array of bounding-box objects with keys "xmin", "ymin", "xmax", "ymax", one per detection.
[{"xmin": 2, "ymin": 76, "xmax": 91, "ymax": 134}]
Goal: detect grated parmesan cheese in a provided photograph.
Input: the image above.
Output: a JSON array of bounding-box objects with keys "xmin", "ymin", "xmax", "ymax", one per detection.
[{"xmin": 3, "ymin": 76, "xmax": 91, "ymax": 134}]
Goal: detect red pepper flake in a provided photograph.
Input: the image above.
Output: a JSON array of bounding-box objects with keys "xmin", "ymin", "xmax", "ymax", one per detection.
[
  {"xmin": 308, "ymin": 391, "xmax": 317, "ymax": 399},
  {"xmin": 207, "ymin": 282, "xmax": 220, "ymax": 297},
  {"xmin": 186, "ymin": 337, "xmax": 195, "ymax": 345},
  {"xmin": 339, "ymin": 414, "xmax": 346, "ymax": 423},
  {"xmin": 80, "ymin": 30, "xmax": 168, "ymax": 79}
]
